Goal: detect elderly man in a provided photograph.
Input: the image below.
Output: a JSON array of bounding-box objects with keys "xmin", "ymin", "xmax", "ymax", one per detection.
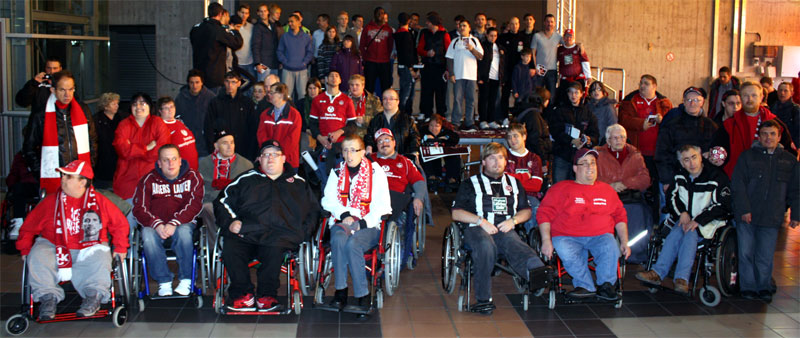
[
  {"xmin": 365, "ymin": 89, "xmax": 421, "ymax": 159},
  {"xmin": 636, "ymin": 145, "xmax": 731, "ymax": 295},
  {"xmin": 133, "ymin": 145, "xmax": 204, "ymax": 297},
  {"xmin": 538, "ymin": 148, "xmax": 630, "ymax": 300},
  {"xmin": 16, "ymin": 160, "xmax": 129, "ymax": 320},
  {"xmin": 595, "ymin": 124, "xmax": 651, "ymax": 262},
  {"xmin": 215, "ymin": 140, "xmax": 319, "ymax": 311},
  {"xmin": 732, "ymin": 120, "xmax": 800, "ymax": 302},
  {"xmin": 451, "ymin": 142, "xmax": 549, "ymax": 315}
]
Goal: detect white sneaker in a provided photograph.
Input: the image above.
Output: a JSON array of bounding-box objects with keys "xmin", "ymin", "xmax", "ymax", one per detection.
[
  {"xmin": 479, "ymin": 121, "xmax": 490, "ymax": 129},
  {"xmin": 8, "ymin": 218, "xmax": 22, "ymax": 240},
  {"xmin": 488, "ymin": 122, "xmax": 501, "ymax": 129},
  {"xmin": 502, "ymin": 118, "xmax": 510, "ymax": 126},
  {"xmin": 158, "ymin": 282, "xmax": 173, "ymax": 296},
  {"xmin": 174, "ymin": 279, "xmax": 192, "ymax": 296}
]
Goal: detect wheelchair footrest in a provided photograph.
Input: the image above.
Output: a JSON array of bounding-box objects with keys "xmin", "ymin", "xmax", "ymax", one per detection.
[
  {"xmin": 36, "ymin": 310, "xmax": 110, "ymax": 323},
  {"xmin": 314, "ymin": 303, "xmax": 343, "ymax": 313}
]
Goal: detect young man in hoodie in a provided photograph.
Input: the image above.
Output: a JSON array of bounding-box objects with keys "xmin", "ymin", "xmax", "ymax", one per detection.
[
  {"xmin": 277, "ymin": 14, "xmax": 314, "ymax": 102},
  {"xmin": 132, "ymin": 145, "xmax": 204, "ymax": 297}
]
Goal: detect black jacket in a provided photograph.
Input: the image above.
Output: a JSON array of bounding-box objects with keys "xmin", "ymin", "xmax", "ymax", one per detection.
[
  {"xmin": 477, "ymin": 41, "xmax": 506, "ymax": 83},
  {"xmin": 22, "ymin": 99, "xmax": 98, "ymax": 174},
  {"xmin": 655, "ymin": 108, "xmax": 718, "ymax": 185},
  {"xmin": 666, "ymin": 163, "xmax": 731, "ymax": 226},
  {"xmin": 516, "ymin": 105, "xmax": 552, "ymax": 159},
  {"xmin": 214, "ymin": 164, "xmax": 320, "ymax": 247},
  {"xmin": 252, "ymin": 19, "xmax": 281, "ymax": 69},
  {"xmin": 93, "ymin": 110, "xmax": 127, "ymax": 184},
  {"xmin": 731, "ymin": 142, "xmax": 799, "ymax": 227},
  {"xmin": 15, "ymin": 79, "xmax": 52, "ymax": 113},
  {"xmin": 497, "ymin": 31, "xmax": 525, "ymax": 82},
  {"xmin": 548, "ymin": 103, "xmax": 599, "ymax": 162},
  {"xmin": 394, "ymin": 28, "xmax": 418, "ymax": 67},
  {"xmin": 419, "ymin": 29, "xmax": 448, "ymax": 65},
  {"xmin": 421, "ymin": 125, "xmax": 460, "ymax": 146},
  {"xmin": 770, "ymin": 100, "xmax": 800, "ymax": 147},
  {"xmin": 189, "ymin": 18, "xmax": 243, "ymax": 88},
  {"xmin": 204, "ymin": 91, "xmax": 259, "ymax": 161},
  {"xmin": 365, "ymin": 111, "xmax": 421, "ymax": 157}
]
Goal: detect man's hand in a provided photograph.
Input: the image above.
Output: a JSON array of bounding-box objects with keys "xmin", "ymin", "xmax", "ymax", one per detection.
[
  {"xmin": 316, "ymin": 135, "xmax": 332, "ymax": 149},
  {"xmin": 427, "ymin": 50, "xmax": 435, "ymax": 57},
  {"xmin": 610, "ymin": 182, "xmax": 626, "ymax": 193},
  {"xmin": 478, "ymin": 219, "xmax": 498, "ymax": 235},
  {"xmin": 329, "ymin": 129, "xmax": 345, "ymax": 143},
  {"xmin": 365, "ymin": 145, "xmax": 373, "ymax": 155},
  {"xmin": 619, "ymin": 243, "xmax": 631, "ymax": 259},
  {"xmin": 413, "ymin": 198, "xmax": 423, "ymax": 217},
  {"xmin": 679, "ymin": 212, "xmax": 692, "ymax": 226},
  {"xmin": 164, "ymin": 224, "xmax": 177, "ymax": 238},
  {"xmin": 570, "ymin": 138, "xmax": 583, "ymax": 148},
  {"xmin": 704, "ymin": 151, "xmax": 725, "ymax": 166},
  {"xmin": 643, "ymin": 119, "xmax": 655, "ymax": 131},
  {"xmin": 790, "ymin": 220, "xmax": 799, "ymax": 229},
  {"xmin": 229, "ymin": 220, "xmax": 242, "ymax": 234},
  {"xmin": 450, "ymin": 75, "xmax": 456, "ymax": 83},
  {"xmin": 682, "ymin": 220, "xmax": 699, "ymax": 233},
  {"xmin": 356, "ymin": 116, "xmax": 365, "ymax": 126},
  {"xmin": 496, "ymin": 218, "xmax": 515, "ymax": 233},
  {"xmin": 541, "ymin": 239, "xmax": 554, "ymax": 260},
  {"xmin": 21, "ymin": 255, "xmax": 26, "ymax": 262},
  {"xmin": 146, "ymin": 140, "xmax": 157, "ymax": 151},
  {"xmin": 256, "ymin": 64, "xmax": 266, "ymax": 72},
  {"xmin": 529, "ymin": 69, "xmax": 537, "ymax": 77},
  {"xmin": 342, "ymin": 216, "xmax": 356, "ymax": 226},
  {"xmin": 34, "ymin": 72, "xmax": 47, "ymax": 83},
  {"xmin": 742, "ymin": 213, "xmax": 752, "ymax": 224},
  {"xmin": 155, "ymin": 224, "xmax": 169, "ymax": 239}
]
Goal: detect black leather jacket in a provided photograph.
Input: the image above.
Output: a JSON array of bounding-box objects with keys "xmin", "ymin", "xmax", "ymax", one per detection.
[
  {"xmin": 22, "ymin": 100, "xmax": 98, "ymax": 174},
  {"xmin": 365, "ymin": 110, "xmax": 421, "ymax": 158}
]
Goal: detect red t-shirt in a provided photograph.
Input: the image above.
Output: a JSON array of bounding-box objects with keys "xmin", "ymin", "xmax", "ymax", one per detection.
[
  {"xmin": 164, "ymin": 119, "xmax": 199, "ymax": 170},
  {"xmin": 557, "ymin": 44, "xmax": 589, "ymax": 79},
  {"xmin": 537, "ymin": 180, "xmax": 627, "ymax": 238},
  {"xmin": 310, "ymin": 92, "xmax": 356, "ymax": 143},
  {"xmin": 629, "ymin": 93, "xmax": 660, "ymax": 156},
  {"xmin": 505, "ymin": 149, "xmax": 544, "ymax": 195},
  {"xmin": 369, "ymin": 154, "xmax": 424, "ymax": 193}
]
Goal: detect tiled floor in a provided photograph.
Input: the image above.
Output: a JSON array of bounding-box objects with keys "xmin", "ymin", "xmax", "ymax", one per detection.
[{"xmin": 1, "ymin": 193, "xmax": 798, "ymax": 337}]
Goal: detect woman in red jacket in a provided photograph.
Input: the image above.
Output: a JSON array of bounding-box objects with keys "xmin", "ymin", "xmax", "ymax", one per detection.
[{"xmin": 257, "ymin": 83, "xmax": 302, "ymax": 169}]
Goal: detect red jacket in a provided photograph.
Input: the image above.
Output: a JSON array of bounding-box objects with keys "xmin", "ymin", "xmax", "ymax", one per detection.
[
  {"xmin": 16, "ymin": 189, "xmax": 129, "ymax": 255},
  {"xmin": 537, "ymin": 180, "xmax": 627, "ymax": 238},
  {"xmin": 595, "ymin": 144, "xmax": 651, "ymax": 191},
  {"xmin": 505, "ymin": 149, "xmax": 543, "ymax": 196},
  {"xmin": 721, "ymin": 108, "xmax": 778, "ymax": 177},
  {"xmin": 618, "ymin": 92, "xmax": 673, "ymax": 156},
  {"xmin": 164, "ymin": 119, "xmax": 199, "ymax": 170},
  {"xmin": 256, "ymin": 104, "xmax": 302, "ymax": 168},
  {"xmin": 132, "ymin": 161, "xmax": 204, "ymax": 228},
  {"xmin": 113, "ymin": 115, "xmax": 171, "ymax": 199},
  {"xmin": 359, "ymin": 21, "xmax": 394, "ymax": 63}
]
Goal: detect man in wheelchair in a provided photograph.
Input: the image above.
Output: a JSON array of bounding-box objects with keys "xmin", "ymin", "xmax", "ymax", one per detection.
[
  {"xmin": 636, "ymin": 144, "xmax": 731, "ymax": 295},
  {"xmin": 16, "ymin": 160, "xmax": 129, "ymax": 320},
  {"xmin": 451, "ymin": 142, "xmax": 550, "ymax": 314},
  {"xmin": 321, "ymin": 134, "xmax": 392, "ymax": 314},
  {"xmin": 215, "ymin": 140, "xmax": 320, "ymax": 312},
  {"xmin": 538, "ymin": 148, "xmax": 631, "ymax": 301}
]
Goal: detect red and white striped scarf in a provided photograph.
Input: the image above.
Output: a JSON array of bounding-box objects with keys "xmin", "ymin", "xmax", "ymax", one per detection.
[
  {"xmin": 337, "ymin": 160, "xmax": 373, "ymax": 217},
  {"xmin": 41, "ymin": 94, "xmax": 91, "ymax": 194},
  {"xmin": 53, "ymin": 186, "xmax": 101, "ymax": 281}
]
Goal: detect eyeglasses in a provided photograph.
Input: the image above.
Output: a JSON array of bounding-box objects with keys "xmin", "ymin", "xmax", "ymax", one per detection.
[
  {"xmin": 377, "ymin": 138, "xmax": 393, "ymax": 144},
  {"xmin": 342, "ymin": 148, "xmax": 364, "ymax": 154},
  {"xmin": 382, "ymin": 97, "xmax": 398, "ymax": 101},
  {"xmin": 269, "ymin": 91, "xmax": 281, "ymax": 95},
  {"xmin": 261, "ymin": 152, "xmax": 283, "ymax": 158},
  {"xmin": 685, "ymin": 98, "xmax": 702, "ymax": 103}
]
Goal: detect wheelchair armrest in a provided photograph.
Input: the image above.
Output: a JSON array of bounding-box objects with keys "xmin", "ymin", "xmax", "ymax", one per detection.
[{"xmin": 321, "ymin": 210, "xmax": 332, "ymax": 218}]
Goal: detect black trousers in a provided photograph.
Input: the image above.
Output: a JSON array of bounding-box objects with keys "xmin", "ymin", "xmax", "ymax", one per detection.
[
  {"xmin": 642, "ymin": 155, "xmax": 661, "ymax": 224},
  {"xmin": 478, "ymin": 79, "xmax": 501, "ymax": 123},
  {"xmin": 223, "ymin": 235, "xmax": 293, "ymax": 299},
  {"xmin": 419, "ymin": 63, "xmax": 447, "ymax": 118},
  {"xmin": 364, "ymin": 61, "xmax": 392, "ymax": 95},
  {"xmin": 422, "ymin": 156, "xmax": 461, "ymax": 181}
]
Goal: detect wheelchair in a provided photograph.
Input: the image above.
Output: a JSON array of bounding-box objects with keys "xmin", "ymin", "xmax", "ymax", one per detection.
[
  {"xmin": 441, "ymin": 222, "xmax": 536, "ymax": 312},
  {"xmin": 128, "ymin": 221, "xmax": 211, "ymax": 311},
  {"xmin": 388, "ymin": 193, "xmax": 429, "ymax": 271},
  {"xmin": 311, "ymin": 212, "xmax": 401, "ymax": 313},
  {"xmin": 211, "ymin": 230, "xmax": 308, "ymax": 315},
  {"xmin": 642, "ymin": 218, "xmax": 738, "ymax": 307},
  {"xmin": 5, "ymin": 255, "xmax": 131, "ymax": 336},
  {"xmin": 545, "ymin": 248, "xmax": 626, "ymax": 309}
]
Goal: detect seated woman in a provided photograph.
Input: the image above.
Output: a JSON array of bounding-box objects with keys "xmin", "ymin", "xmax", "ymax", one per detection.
[
  {"xmin": 504, "ymin": 123, "xmax": 544, "ymax": 233},
  {"xmin": 320, "ymin": 134, "xmax": 391, "ymax": 316},
  {"xmin": 420, "ymin": 114, "xmax": 462, "ymax": 191},
  {"xmin": 595, "ymin": 124, "xmax": 651, "ymax": 263},
  {"xmin": 635, "ymin": 145, "xmax": 731, "ymax": 295}
]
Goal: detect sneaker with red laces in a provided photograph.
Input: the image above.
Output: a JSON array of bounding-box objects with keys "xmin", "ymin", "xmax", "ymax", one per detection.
[
  {"xmin": 227, "ymin": 293, "xmax": 256, "ymax": 311},
  {"xmin": 257, "ymin": 296, "xmax": 282, "ymax": 312}
]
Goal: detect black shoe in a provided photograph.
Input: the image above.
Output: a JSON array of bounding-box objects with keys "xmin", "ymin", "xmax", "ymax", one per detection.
[
  {"xmin": 328, "ymin": 288, "xmax": 348, "ymax": 311},
  {"xmin": 758, "ymin": 290, "xmax": 773, "ymax": 303},
  {"xmin": 740, "ymin": 290, "xmax": 758, "ymax": 300},
  {"xmin": 344, "ymin": 295, "xmax": 370, "ymax": 314},
  {"xmin": 566, "ymin": 287, "xmax": 596, "ymax": 299},
  {"xmin": 596, "ymin": 282, "xmax": 619, "ymax": 301},
  {"xmin": 529, "ymin": 265, "xmax": 554, "ymax": 292},
  {"xmin": 470, "ymin": 300, "xmax": 496, "ymax": 315}
]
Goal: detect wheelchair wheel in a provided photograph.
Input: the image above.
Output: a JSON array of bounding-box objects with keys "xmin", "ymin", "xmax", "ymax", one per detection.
[
  {"xmin": 528, "ymin": 228, "xmax": 541, "ymax": 251},
  {"xmin": 297, "ymin": 242, "xmax": 316, "ymax": 296},
  {"xmin": 441, "ymin": 224, "xmax": 460, "ymax": 294},
  {"xmin": 512, "ymin": 275, "xmax": 526, "ymax": 294},
  {"xmin": 5, "ymin": 314, "xmax": 28, "ymax": 336},
  {"xmin": 199, "ymin": 226, "xmax": 211, "ymax": 294},
  {"xmin": 314, "ymin": 285, "xmax": 325, "ymax": 304},
  {"xmin": 715, "ymin": 226, "xmax": 739, "ymax": 297},
  {"xmin": 699, "ymin": 286, "xmax": 722, "ymax": 307},
  {"xmin": 213, "ymin": 251, "xmax": 225, "ymax": 313},
  {"xmin": 523, "ymin": 294, "xmax": 529, "ymax": 311},
  {"xmin": 376, "ymin": 289, "xmax": 384, "ymax": 309},
  {"xmin": 548, "ymin": 290, "xmax": 556, "ymax": 309},
  {"xmin": 457, "ymin": 294, "xmax": 465, "ymax": 312},
  {"xmin": 293, "ymin": 291, "xmax": 302, "ymax": 315},
  {"xmin": 415, "ymin": 211, "xmax": 426, "ymax": 257},
  {"xmin": 384, "ymin": 222, "xmax": 402, "ymax": 296},
  {"xmin": 112, "ymin": 306, "xmax": 128, "ymax": 328},
  {"xmin": 194, "ymin": 295, "xmax": 203, "ymax": 309}
]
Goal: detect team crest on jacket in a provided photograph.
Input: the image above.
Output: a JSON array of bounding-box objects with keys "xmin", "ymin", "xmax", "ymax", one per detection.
[
  {"xmin": 286, "ymin": 177, "xmax": 294, "ymax": 183},
  {"xmin": 396, "ymin": 162, "xmax": 403, "ymax": 168},
  {"xmin": 505, "ymin": 185, "xmax": 512, "ymax": 192},
  {"xmin": 382, "ymin": 165, "xmax": 391, "ymax": 172},
  {"xmin": 181, "ymin": 130, "xmax": 188, "ymax": 136},
  {"xmin": 327, "ymin": 106, "xmax": 335, "ymax": 113}
]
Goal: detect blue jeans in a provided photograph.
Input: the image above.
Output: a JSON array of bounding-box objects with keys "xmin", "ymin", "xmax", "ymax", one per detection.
[
  {"xmin": 652, "ymin": 225, "xmax": 700, "ymax": 281},
  {"xmin": 735, "ymin": 220, "xmax": 779, "ymax": 292},
  {"xmin": 452, "ymin": 79, "xmax": 477, "ymax": 127},
  {"xmin": 552, "ymin": 233, "xmax": 620, "ymax": 291},
  {"xmin": 553, "ymin": 157, "xmax": 573, "ymax": 183},
  {"xmin": 141, "ymin": 224, "xmax": 194, "ymax": 283},
  {"xmin": 330, "ymin": 226, "xmax": 380, "ymax": 298},
  {"xmin": 398, "ymin": 66, "xmax": 415, "ymax": 113}
]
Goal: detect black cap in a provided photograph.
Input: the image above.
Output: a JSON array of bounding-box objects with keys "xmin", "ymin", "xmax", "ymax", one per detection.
[
  {"xmin": 214, "ymin": 129, "xmax": 233, "ymax": 142},
  {"xmin": 259, "ymin": 139, "xmax": 283, "ymax": 153},
  {"xmin": 683, "ymin": 86, "xmax": 707, "ymax": 99}
]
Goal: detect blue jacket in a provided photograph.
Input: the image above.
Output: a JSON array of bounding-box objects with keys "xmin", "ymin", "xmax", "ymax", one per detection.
[
  {"xmin": 511, "ymin": 62, "xmax": 534, "ymax": 102},
  {"xmin": 277, "ymin": 30, "xmax": 313, "ymax": 71}
]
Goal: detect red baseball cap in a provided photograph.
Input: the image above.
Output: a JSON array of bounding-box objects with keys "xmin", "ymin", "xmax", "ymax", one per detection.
[
  {"xmin": 374, "ymin": 128, "xmax": 394, "ymax": 141},
  {"xmin": 563, "ymin": 29, "xmax": 574, "ymax": 36},
  {"xmin": 56, "ymin": 160, "xmax": 94, "ymax": 179}
]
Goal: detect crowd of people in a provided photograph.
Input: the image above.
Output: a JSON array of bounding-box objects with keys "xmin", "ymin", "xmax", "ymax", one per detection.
[{"xmin": 5, "ymin": 1, "xmax": 800, "ymax": 321}]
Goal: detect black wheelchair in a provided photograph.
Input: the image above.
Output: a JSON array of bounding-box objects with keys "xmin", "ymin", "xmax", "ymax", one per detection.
[{"xmin": 545, "ymin": 248, "xmax": 626, "ymax": 309}]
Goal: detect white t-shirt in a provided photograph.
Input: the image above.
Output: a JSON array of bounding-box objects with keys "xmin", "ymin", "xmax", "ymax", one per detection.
[
  {"xmin": 445, "ymin": 35, "xmax": 484, "ymax": 81},
  {"xmin": 531, "ymin": 31, "xmax": 562, "ymax": 70},
  {"xmin": 489, "ymin": 43, "xmax": 500, "ymax": 81},
  {"xmin": 235, "ymin": 22, "xmax": 254, "ymax": 65},
  {"xmin": 312, "ymin": 28, "xmax": 326, "ymax": 57}
]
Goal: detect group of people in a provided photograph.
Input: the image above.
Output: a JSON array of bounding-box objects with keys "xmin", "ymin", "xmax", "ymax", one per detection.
[{"xmin": 6, "ymin": 1, "xmax": 800, "ymax": 324}]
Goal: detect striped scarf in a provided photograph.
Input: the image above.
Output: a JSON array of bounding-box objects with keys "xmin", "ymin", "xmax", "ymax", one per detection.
[{"xmin": 40, "ymin": 94, "xmax": 91, "ymax": 194}]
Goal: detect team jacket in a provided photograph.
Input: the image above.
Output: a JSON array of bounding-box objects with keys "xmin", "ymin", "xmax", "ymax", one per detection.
[
  {"xmin": 163, "ymin": 119, "xmax": 199, "ymax": 170},
  {"xmin": 452, "ymin": 173, "xmax": 530, "ymax": 227},
  {"xmin": 215, "ymin": 164, "xmax": 320, "ymax": 247},
  {"xmin": 257, "ymin": 104, "xmax": 302, "ymax": 168},
  {"xmin": 617, "ymin": 91, "xmax": 673, "ymax": 156},
  {"xmin": 132, "ymin": 160, "xmax": 204, "ymax": 229},
  {"xmin": 537, "ymin": 180, "xmax": 627, "ymax": 238},
  {"xmin": 113, "ymin": 115, "xmax": 171, "ymax": 200},
  {"xmin": 665, "ymin": 164, "xmax": 731, "ymax": 239}
]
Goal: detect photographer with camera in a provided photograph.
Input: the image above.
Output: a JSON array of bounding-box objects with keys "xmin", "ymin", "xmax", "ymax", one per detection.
[{"xmin": 15, "ymin": 57, "xmax": 63, "ymax": 113}]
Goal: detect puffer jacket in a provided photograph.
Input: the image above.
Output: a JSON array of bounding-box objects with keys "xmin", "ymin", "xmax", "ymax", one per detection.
[
  {"xmin": 22, "ymin": 99, "xmax": 98, "ymax": 174},
  {"xmin": 731, "ymin": 142, "xmax": 800, "ymax": 227}
]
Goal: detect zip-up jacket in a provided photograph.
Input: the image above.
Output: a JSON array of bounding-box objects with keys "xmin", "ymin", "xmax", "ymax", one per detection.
[
  {"xmin": 133, "ymin": 160, "xmax": 204, "ymax": 229},
  {"xmin": 23, "ymin": 99, "xmax": 98, "ymax": 174},
  {"xmin": 189, "ymin": 18, "xmax": 244, "ymax": 88},
  {"xmin": 252, "ymin": 19, "xmax": 281, "ymax": 69},
  {"xmin": 256, "ymin": 104, "xmax": 302, "ymax": 168},
  {"xmin": 666, "ymin": 164, "xmax": 731, "ymax": 238},
  {"xmin": 731, "ymin": 142, "xmax": 800, "ymax": 227},
  {"xmin": 113, "ymin": 115, "xmax": 171, "ymax": 199},
  {"xmin": 204, "ymin": 91, "xmax": 259, "ymax": 160}
]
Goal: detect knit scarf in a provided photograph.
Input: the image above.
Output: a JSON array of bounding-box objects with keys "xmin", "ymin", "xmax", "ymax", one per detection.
[
  {"xmin": 41, "ymin": 94, "xmax": 91, "ymax": 194},
  {"xmin": 211, "ymin": 150, "xmax": 236, "ymax": 190},
  {"xmin": 352, "ymin": 93, "xmax": 366, "ymax": 117},
  {"xmin": 337, "ymin": 160, "xmax": 373, "ymax": 217},
  {"xmin": 53, "ymin": 186, "xmax": 101, "ymax": 281}
]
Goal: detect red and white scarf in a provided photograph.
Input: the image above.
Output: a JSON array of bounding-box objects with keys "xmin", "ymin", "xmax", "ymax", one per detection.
[
  {"xmin": 211, "ymin": 150, "xmax": 236, "ymax": 190},
  {"xmin": 41, "ymin": 94, "xmax": 92, "ymax": 194},
  {"xmin": 53, "ymin": 186, "xmax": 101, "ymax": 281},
  {"xmin": 337, "ymin": 160, "xmax": 373, "ymax": 217}
]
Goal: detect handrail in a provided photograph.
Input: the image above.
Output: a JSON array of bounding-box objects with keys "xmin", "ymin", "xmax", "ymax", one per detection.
[{"xmin": 599, "ymin": 67, "xmax": 627, "ymax": 101}]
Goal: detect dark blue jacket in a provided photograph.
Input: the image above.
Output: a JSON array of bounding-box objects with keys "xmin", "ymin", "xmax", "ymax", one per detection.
[
  {"xmin": 511, "ymin": 62, "xmax": 534, "ymax": 101},
  {"xmin": 252, "ymin": 20, "xmax": 281, "ymax": 69}
]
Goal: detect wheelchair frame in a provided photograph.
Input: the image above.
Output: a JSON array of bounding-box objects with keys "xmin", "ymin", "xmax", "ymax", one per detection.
[{"xmin": 546, "ymin": 251, "xmax": 626, "ymax": 309}]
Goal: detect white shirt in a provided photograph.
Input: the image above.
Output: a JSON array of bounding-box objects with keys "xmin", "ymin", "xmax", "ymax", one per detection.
[
  {"xmin": 312, "ymin": 28, "xmax": 326, "ymax": 57},
  {"xmin": 445, "ymin": 34, "xmax": 484, "ymax": 81},
  {"xmin": 489, "ymin": 43, "xmax": 500, "ymax": 81},
  {"xmin": 532, "ymin": 31, "xmax": 562, "ymax": 70},
  {"xmin": 235, "ymin": 22, "xmax": 254, "ymax": 65}
]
